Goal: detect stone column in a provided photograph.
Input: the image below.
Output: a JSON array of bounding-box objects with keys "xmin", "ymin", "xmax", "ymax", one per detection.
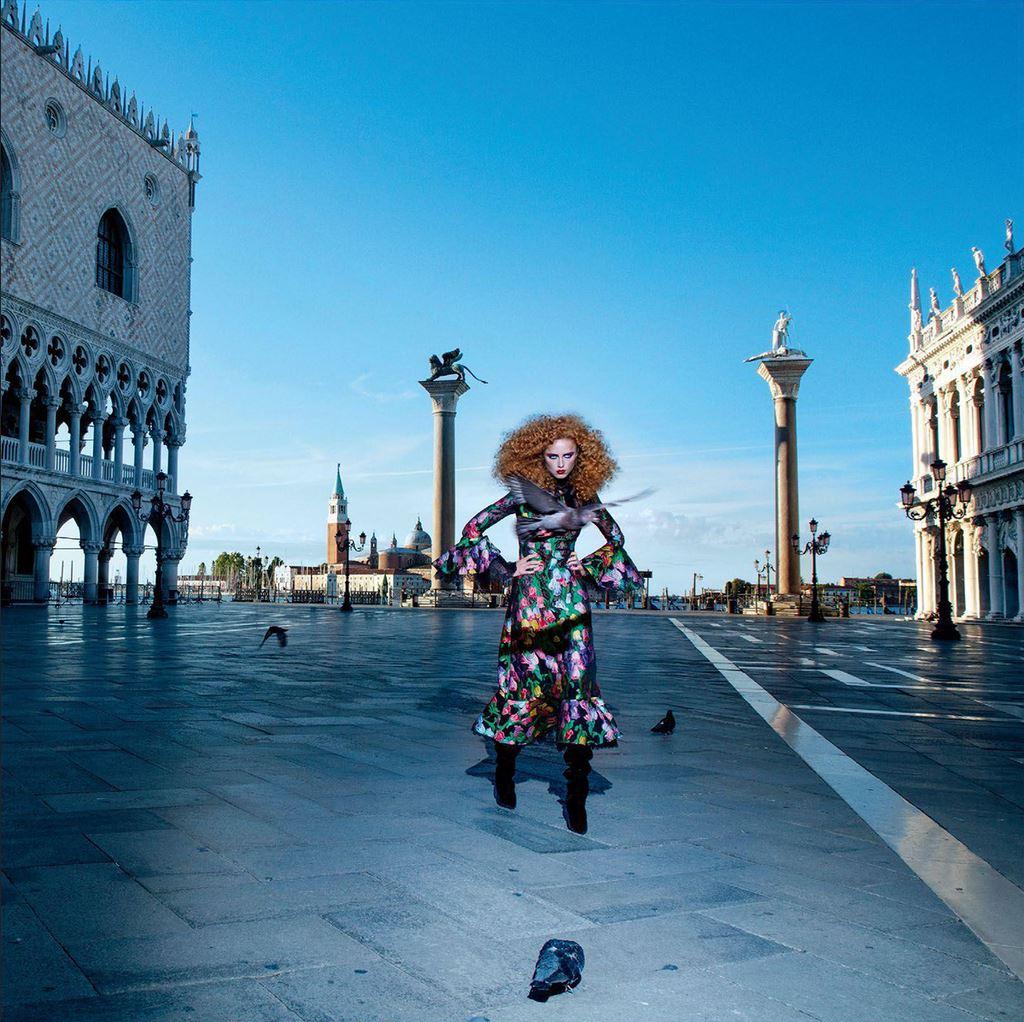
[
  {"xmin": 132, "ymin": 422, "xmax": 146, "ymax": 486},
  {"xmin": 1015, "ymin": 508, "xmax": 1024, "ymax": 622},
  {"xmin": 419, "ymin": 376, "xmax": 470, "ymax": 589},
  {"xmin": 982, "ymin": 361, "xmax": 999, "ymax": 451},
  {"xmin": 151, "ymin": 428, "xmax": 164, "ymax": 477},
  {"xmin": 97, "ymin": 547, "xmax": 112, "ymax": 603},
  {"xmin": 985, "ymin": 516, "xmax": 1004, "ymax": 619},
  {"xmin": 68, "ymin": 402, "xmax": 82, "ymax": 476},
  {"xmin": 909, "ymin": 397, "xmax": 922, "ymax": 481},
  {"xmin": 963, "ymin": 522, "xmax": 981, "ymax": 619},
  {"xmin": 112, "ymin": 417, "xmax": 127, "ymax": 485},
  {"xmin": 1012, "ymin": 344, "xmax": 1024, "ymax": 440},
  {"xmin": 124, "ymin": 545, "xmax": 143, "ymax": 605},
  {"xmin": 755, "ymin": 355, "xmax": 812, "ymax": 598},
  {"xmin": 91, "ymin": 411, "xmax": 105, "ymax": 481},
  {"xmin": 43, "ymin": 396, "xmax": 59, "ymax": 470},
  {"xmin": 161, "ymin": 552, "xmax": 181, "ymax": 604},
  {"xmin": 33, "ymin": 538, "xmax": 55, "ymax": 603},
  {"xmin": 82, "ymin": 542, "xmax": 102, "ymax": 604},
  {"xmin": 17, "ymin": 386, "xmax": 32, "ymax": 464},
  {"xmin": 913, "ymin": 529, "xmax": 926, "ymax": 618},
  {"xmin": 166, "ymin": 439, "xmax": 181, "ymax": 494}
]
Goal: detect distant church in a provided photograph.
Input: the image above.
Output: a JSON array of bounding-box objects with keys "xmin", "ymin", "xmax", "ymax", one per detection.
[{"xmin": 274, "ymin": 465, "xmax": 433, "ymax": 599}]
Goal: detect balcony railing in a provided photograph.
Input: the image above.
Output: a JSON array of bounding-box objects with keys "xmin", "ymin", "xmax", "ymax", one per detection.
[{"xmin": 1, "ymin": 438, "xmax": 155, "ymax": 490}]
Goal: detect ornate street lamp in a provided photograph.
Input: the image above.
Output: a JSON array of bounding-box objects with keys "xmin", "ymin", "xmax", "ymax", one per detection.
[
  {"xmin": 793, "ymin": 519, "xmax": 831, "ymax": 623},
  {"xmin": 335, "ymin": 527, "xmax": 367, "ymax": 612},
  {"xmin": 131, "ymin": 472, "xmax": 192, "ymax": 620},
  {"xmin": 253, "ymin": 545, "xmax": 267, "ymax": 602},
  {"xmin": 900, "ymin": 459, "xmax": 971, "ymax": 641}
]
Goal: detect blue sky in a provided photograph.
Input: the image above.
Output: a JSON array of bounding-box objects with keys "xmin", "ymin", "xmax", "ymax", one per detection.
[{"xmin": 43, "ymin": 0, "xmax": 1023, "ymax": 590}]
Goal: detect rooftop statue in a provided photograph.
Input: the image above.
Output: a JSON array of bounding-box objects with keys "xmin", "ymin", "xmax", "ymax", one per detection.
[
  {"xmin": 929, "ymin": 287, "xmax": 942, "ymax": 318},
  {"xmin": 1006, "ymin": 218, "xmax": 1015, "ymax": 254},
  {"xmin": 951, "ymin": 267, "xmax": 964, "ymax": 298},
  {"xmin": 972, "ymin": 246, "xmax": 987, "ymax": 278}
]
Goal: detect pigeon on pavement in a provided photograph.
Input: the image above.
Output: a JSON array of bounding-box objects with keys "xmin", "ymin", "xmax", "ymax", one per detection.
[
  {"xmin": 651, "ymin": 709, "xmax": 675, "ymax": 734},
  {"xmin": 259, "ymin": 625, "xmax": 288, "ymax": 648},
  {"xmin": 529, "ymin": 939, "xmax": 585, "ymax": 1000}
]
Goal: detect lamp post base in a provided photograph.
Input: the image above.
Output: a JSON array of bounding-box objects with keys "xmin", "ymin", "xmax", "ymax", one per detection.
[
  {"xmin": 146, "ymin": 604, "xmax": 168, "ymax": 620},
  {"xmin": 340, "ymin": 601, "xmax": 353, "ymax": 613},
  {"xmin": 931, "ymin": 619, "xmax": 961, "ymax": 641},
  {"xmin": 807, "ymin": 609, "xmax": 826, "ymax": 623}
]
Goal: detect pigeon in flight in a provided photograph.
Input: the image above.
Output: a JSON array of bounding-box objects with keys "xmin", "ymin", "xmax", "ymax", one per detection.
[
  {"xmin": 259, "ymin": 625, "xmax": 288, "ymax": 648},
  {"xmin": 529, "ymin": 939, "xmax": 585, "ymax": 1001},
  {"xmin": 508, "ymin": 474, "xmax": 654, "ymax": 538},
  {"xmin": 650, "ymin": 709, "xmax": 675, "ymax": 734}
]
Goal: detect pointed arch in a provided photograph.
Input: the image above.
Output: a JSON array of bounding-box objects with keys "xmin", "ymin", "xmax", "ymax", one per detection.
[
  {"xmin": 0, "ymin": 479, "xmax": 54, "ymax": 539},
  {"xmin": 0, "ymin": 125, "xmax": 21, "ymax": 243},
  {"xmin": 54, "ymin": 489, "xmax": 101, "ymax": 545},
  {"xmin": 102, "ymin": 498, "xmax": 143, "ymax": 551},
  {"xmin": 95, "ymin": 206, "xmax": 137, "ymax": 301}
]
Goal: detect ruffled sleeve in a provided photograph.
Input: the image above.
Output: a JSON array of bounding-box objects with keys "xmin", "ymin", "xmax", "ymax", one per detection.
[
  {"xmin": 581, "ymin": 507, "xmax": 644, "ymax": 596},
  {"xmin": 433, "ymin": 492, "xmax": 518, "ymax": 587}
]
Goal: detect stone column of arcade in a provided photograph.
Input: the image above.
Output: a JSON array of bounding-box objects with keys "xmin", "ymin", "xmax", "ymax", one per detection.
[
  {"xmin": 33, "ymin": 538, "xmax": 55, "ymax": 603},
  {"xmin": 747, "ymin": 321, "xmax": 812, "ymax": 616},
  {"xmin": 124, "ymin": 545, "xmax": 144, "ymax": 605},
  {"xmin": 419, "ymin": 375, "xmax": 470, "ymax": 591}
]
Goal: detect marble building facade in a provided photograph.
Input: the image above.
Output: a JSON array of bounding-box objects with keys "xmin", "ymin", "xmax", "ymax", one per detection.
[
  {"xmin": 897, "ymin": 223, "xmax": 1024, "ymax": 620},
  {"xmin": 0, "ymin": 1, "xmax": 200, "ymax": 603}
]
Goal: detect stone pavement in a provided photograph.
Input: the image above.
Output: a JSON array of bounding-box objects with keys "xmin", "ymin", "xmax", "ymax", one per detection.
[{"xmin": 2, "ymin": 604, "xmax": 1022, "ymax": 1021}]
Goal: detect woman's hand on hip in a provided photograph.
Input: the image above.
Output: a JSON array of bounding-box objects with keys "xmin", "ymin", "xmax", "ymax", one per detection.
[
  {"xmin": 514, "ymin": 553, "xmax": 543, "ymax": 577},
  {"xmin": 567, "ymin": 552, "xmax": 583, "ymax": 573}
]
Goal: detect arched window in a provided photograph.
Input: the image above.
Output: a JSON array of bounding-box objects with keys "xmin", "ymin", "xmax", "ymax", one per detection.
[
  {"xmin": 1, "ymin": 142, "xmax": 17, "ymax": 242},
  {"xmin": 96, "ymin": 208, "xmax": 134, "ymax": 299}
]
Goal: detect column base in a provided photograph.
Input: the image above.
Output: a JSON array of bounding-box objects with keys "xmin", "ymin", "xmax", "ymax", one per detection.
[{"xmin": 769, "ymin": 595, "xmax": 803, "ymax": 617}]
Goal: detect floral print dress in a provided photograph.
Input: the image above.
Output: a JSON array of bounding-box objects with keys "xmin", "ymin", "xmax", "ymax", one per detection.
[{"xmin": 434, "ymin": 484, "xmax": 644, "ymax": 748}]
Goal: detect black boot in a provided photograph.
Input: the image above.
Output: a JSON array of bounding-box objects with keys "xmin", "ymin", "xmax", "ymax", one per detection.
[
  {"xmin": 494, "ymin": 741, "xmax": 520, "ymax": 809},
  {"xmin": 562, "ymin": 746, "xmax": 592, "ymax": 834}
]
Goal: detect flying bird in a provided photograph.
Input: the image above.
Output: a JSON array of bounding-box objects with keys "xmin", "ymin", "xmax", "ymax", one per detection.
[
  {"xmin": 508, "ymin": 474, "xmax": 654, "ymax": 538},
  {"xmin": 529, "ymin": 939, "xmax": 585, "ymax": 1001},
  {"xmin": 259, "ymin": 625, "xmax": 288, "ymax": 648},
  {"xmin": 651, "ymin": 709, "xmax": 675, "ymax": 734}
]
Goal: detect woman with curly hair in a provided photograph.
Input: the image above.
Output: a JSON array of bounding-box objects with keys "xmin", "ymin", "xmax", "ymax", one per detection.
[{"xmin": 433, "ymin": 413, "xmax": 643, "ymax": 832}]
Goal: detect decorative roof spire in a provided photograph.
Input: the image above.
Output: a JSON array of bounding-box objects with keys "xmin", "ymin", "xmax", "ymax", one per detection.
[
  {"xmin": 333, "ymin": 463, "xmax": 345, "ymax": 498},
  {"xmin": 908, "ymin": 267, "xmax": 922, "ymax": 335}
]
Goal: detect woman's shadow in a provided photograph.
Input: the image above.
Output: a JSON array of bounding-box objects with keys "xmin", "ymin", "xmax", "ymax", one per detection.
[{"xmin": 466, "ymin": 742, "xmax": 612, "ymax": 834}]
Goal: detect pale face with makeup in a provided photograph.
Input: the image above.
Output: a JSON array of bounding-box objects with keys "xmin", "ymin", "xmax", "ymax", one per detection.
[{"xmin": 543, "ymin": 438, "xmax": 578, "ymax": 482}]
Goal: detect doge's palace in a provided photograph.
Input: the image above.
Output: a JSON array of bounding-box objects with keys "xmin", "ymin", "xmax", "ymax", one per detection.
[
  {"xmin": 0, "ymin": 1, "xmax": 200, "ymax": 604},
  {"xmin": 896, "ymin": 221, "xmax": 1024, "ymax": 621}
]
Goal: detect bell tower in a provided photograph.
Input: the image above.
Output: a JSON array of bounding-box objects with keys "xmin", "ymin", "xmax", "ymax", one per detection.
[{"xmin": 327, "ymin": 463, "xmax": 349, "ymax": 566}]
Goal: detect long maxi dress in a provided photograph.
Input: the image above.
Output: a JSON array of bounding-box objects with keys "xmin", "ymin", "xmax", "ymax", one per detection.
[{"xmin": 433, "ymin": 481, "xmax": 644, "ymax": 748}]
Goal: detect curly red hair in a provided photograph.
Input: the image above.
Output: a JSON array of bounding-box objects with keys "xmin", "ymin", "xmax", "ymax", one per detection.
[{"xmin": 493, "ymin": 413, "xmax": 618, "ymax": 502}]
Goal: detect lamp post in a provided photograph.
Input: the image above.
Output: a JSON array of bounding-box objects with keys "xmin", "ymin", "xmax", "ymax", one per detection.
[
  {"xmin": 691, "ymin": 572, "xmax": 703, "ymax": 610},
  {"xmin": 336, "ymin": 527, "xmax": 367, "ymax": 612},
  {"xmin": 900, "ymin": 459, "xmax": 971, "ymax": 641},
  {"xmin": 754, "ymin": 558, "xmax": 763, "ymax": 613},
  {"xmin": 253, "ymin": 545, "xmax": 268, "ymax": 603},
  {"xmin": 793, "ymin": 519, "xmax": 830, "ymax": 623},
  {"xmin": 763, "ymin": 549, "xmax": 774, "ymax": 600},
  {"xmin": 131, "ymin": 471, "xmax": 192, "ymax": 620}
]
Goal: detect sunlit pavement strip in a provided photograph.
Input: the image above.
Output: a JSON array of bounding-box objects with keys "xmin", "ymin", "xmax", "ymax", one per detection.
[
  {"xmin": 670, "ymin": 618, "xmax": 1024, "ymax": 979},
  {"xmin": 788, "ymin": 705, "xmax": 1005, "ymax": 722}
]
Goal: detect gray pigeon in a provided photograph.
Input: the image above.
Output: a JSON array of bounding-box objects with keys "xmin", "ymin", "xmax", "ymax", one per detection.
[
  {"xmin": 529, "ymin": 939, "xmax": 585, "ymax": 1000},
  {"xmin": 508, "ymin": 474, "xmax": 654, "ymax": 538},
  {"xmin": 259, "ymin": 625, "xmax": 288, "ymax": 648}
]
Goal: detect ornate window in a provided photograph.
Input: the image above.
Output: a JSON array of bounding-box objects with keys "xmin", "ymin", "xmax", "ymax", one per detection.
[
  {"xmin": 44, "ymin": 99, "xmax": 67, "ymax": 138},
  {"xmin": 950, "ymin": 389, "xmax": 961, "ymax": 463},
  {"xmin": 96, "ymin": 208, "xmax": 133, "ymax": 298},
  {"xmin": 144, "ymin": 174, "xmax": 160, "ymax": 206}
]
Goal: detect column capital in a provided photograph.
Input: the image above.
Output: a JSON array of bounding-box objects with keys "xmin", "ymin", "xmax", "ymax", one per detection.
[
  {"xmin": 110, "ymin": 415, "xmax": 129, "ymax": 429},
  {"xmin": 33, "ymin": 536, "xmax": 57, "ymax": 550},
  {"xmin": 165, "ymin": 435, "xmax": 184, "ymax": 449},
  {"xmin": 419, "ymin": 377, "xmax": 470, "ymax": 414},
  {"xmin": 755, "ymin": 355, "xmax": 813, "ymax": 402},
  {"xmin": 150, "ymin": 427, "xmax": 166, "ymax": 441},
  {"xmin": 122, "ymin": 545, "xmax": 146, "ymax": 558},
  {"xmin": 81, "ymin": 541, "xmax": 104, "ymax": 554},
  {"xmin": 42, "ymin": 394, "xmax": 61, "ymax": 410},
  {"xmin": 15, "ymin": 385, "xmax": 35, "ymax": 401}
]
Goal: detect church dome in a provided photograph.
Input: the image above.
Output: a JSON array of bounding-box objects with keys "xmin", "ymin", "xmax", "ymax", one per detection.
[{"xmin": 403, "ymin": 517, "xmax": 431, "ymax": 552}]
